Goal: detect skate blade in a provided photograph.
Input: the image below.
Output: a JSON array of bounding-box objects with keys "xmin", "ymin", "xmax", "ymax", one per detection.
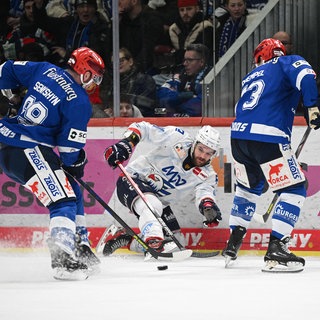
[
  {"xmin": 223, "ymin": 252, "xmax": 237, "ymax": 268},
  {"xmin": 224, "ymin": 256, "xmax": 232, "ymax": 268},
  {"xmin": 53, "ymin": 268, "xmax": 89, "ymax": 281},
  {"xmin": 261, "ymin": 260, "xmax": 304, "ymax": 273}
]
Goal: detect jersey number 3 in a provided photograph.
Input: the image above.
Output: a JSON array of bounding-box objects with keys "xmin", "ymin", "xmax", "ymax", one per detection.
[{"xmin": 241, "ymin": 79, "xmax": 265, "ymax": 110}]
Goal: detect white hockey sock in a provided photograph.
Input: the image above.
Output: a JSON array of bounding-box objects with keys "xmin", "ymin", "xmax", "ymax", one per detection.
[{"xmin": 133, "ymin": 194, "xmax": 164, "ymax": 242}]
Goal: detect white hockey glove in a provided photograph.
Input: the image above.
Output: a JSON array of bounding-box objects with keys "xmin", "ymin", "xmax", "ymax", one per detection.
[
  {"xmin": 199, "ymin": 198, "xmax": 222, "ymax": 227},
  {"xmin": 306, "ymin": 106, "xmax": 320, "ymax": 130}
]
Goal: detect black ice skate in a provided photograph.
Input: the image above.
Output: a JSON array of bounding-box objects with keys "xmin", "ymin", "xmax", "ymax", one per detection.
[
  {"xmin": 262, "ymin": 235, "xmax": 305, "ymax": 273},
  {"xmin": 47, "ymin": 238, "xmax": 88, "ymax": 281},
  {"xmin": 222, "ymin": 226, "xmax": 247, "ymax": 267},
  {"xmin": 102, "ymin": 228, "xmax": 133, "ymax": 256}
]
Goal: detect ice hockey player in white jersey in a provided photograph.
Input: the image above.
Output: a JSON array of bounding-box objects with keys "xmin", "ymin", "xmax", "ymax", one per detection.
[
  {"xmin": 103, "ymin": 122, "xmax": 222, "ymax": 255},
  {"xmin": 222, "ymin": 38, "xmax": 320, "ymax": 272},
  {"xmin": 0, "ymin": 47, "xmax": 105, "ymax": 280}
]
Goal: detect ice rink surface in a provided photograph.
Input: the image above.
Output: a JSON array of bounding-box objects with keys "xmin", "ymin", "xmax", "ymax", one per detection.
[{"xmin": 0, "ymin": 251, "xmax": 319, "ymax": 320}]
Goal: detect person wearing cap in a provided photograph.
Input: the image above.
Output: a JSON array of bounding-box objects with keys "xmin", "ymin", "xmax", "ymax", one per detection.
[
  {"xmin": 168, "ymin": 0, "xmax": 214, "ymax": 66},
  {"xmin": 32, "ymin": 0, "xmax": 111, "ymax": 68}
]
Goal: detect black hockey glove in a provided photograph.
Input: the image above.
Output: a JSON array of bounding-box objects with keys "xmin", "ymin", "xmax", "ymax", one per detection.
[
  {"xmin": 305, "ymin": 106, "xmax": 320, "ymax": 130},
  {"xmin": 0, "ymin": 94, "xmax": 19, "ymax": 117},
  {"xmin": 63, "ymin": 149, "xmax": 88, "ymax": 179},
  {"xmin": 199, "ymin": 198, "xmax": 222, "ymax": 227},
  {"xmin": 104, "ymin": 140, "xmax": 132, "ymax": 169}
]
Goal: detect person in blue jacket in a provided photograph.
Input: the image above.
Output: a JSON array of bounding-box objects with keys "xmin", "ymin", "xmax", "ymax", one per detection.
[{"xmin": 157, "ymin": 43, "xmax": 211, "ymax": 117}]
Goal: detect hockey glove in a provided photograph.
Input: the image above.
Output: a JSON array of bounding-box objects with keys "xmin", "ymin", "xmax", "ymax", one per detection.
[
  {"xmin": 199, "ymin": 198, "xmax": 222, "ymax": 227},
  {"xmin": 0, "ymin": 95, "xmax": 19, "ymax": 117},
  {"xmin": 63, "ymin": 149, "xmax": 88, "ymax": 179},
  {"xmin": 104, "ymin": 140, "xmax": 132, "ymax": 169},
  {"xmin": 305, "ymin": 106, "xmax": 320, "ymax": 130}
]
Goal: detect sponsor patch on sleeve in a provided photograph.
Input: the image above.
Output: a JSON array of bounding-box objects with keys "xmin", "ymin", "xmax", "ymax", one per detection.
[{"xmin": 68, "ymin": 128, "xmax": 87, "ymax": 143}]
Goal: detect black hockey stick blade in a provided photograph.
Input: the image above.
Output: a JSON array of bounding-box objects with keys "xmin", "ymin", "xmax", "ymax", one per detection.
[
  {"xmin": 191, "ymin": 251, "xmax": 220, "ymax": 258},
  {"xmin": 75, "ymin": 177, "xmax": 192, "ymax": 261},
  {"xmin": 261, "ymin": 126, "xmax": 311, "ymax": 223}
]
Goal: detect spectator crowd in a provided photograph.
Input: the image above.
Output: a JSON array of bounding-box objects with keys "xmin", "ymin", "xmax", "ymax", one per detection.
[{"xmin": 0, "ymin": 0, "xmax": 268, "ymax": 118}]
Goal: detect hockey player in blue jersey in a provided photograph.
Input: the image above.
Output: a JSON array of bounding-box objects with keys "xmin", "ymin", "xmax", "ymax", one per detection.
[
  {"xmin": 222, "ymin": 38, "xmax": 320, "ymax": 272},
  {"xmin": 0, "ymin": 47, "xmax": 105, "ymax": 280}
]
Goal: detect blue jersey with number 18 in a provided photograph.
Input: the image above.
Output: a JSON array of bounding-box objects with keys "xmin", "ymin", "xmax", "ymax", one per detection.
[
  {"xmin": 0, "ymin": 60, "xmax": 92, "ymax": 166},
  {"xmin": 231, "ymin": 55, "xmax": 318, "ymax": 144}
]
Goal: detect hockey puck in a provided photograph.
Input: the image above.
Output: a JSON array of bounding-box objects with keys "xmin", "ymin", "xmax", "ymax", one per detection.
[{"xmin": 157, "ymin": 265, "xmax": 168, "ymax": 271}]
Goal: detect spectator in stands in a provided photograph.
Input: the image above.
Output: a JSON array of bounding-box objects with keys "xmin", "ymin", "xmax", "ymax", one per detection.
[
  {"xmin": 33, "ymin": 0, "xmax": 112, "ymax": 67},
  {"xmin": 17, "ymin": 41, "xmax": 44, "ymax": 61},
  {"xmin": 45, "ymin": 0, "xmax": 111, "ymax": 23},
  {"xmin": 6, "ymin": 0, "xmax": 24, "ymax": 32},
  {"xmin": 168, "ymin": 0, "xmax": 214, "ymax": 66},
  {"xmin": 157, "ymin": 43, "xmax": 211, "ymax": 117},
  {"xmin": 0, "ymin": 1, "xmax": 11, "ymax": 42},
  {"xmin": 3, "ymin": 0, "xmax": 55, "ymax": 61},
  {"xmin": 104, "ymin": 93, "xmax": 144, "ymax": 118},
  {"xmin": 119, "ymin": 0, "xmax": 164, "ymax": 72},
  {"xmin": 272, "ymin": 31, "xmax": 293, "ymax": 55},
  {"xmin": 100, "ymin": 47, "xmax": 157, "ymax": 117},
  {"xmin": 215, "ymin": 0, "xmax": 258, "ymax": 61}
]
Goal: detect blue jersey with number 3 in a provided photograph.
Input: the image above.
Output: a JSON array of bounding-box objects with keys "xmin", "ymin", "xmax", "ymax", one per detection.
[{"xmin": 231, "ymin": 55, "xmax": 318, "ymax": 144}]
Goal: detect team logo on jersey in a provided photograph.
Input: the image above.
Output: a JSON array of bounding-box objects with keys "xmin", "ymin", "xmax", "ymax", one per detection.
[
  {"xmin": 68, "ymin": 128, "xmax": 87, "ymax": 143},
  {"xmin": 267, "ymin": 163, "xmax": 288, "ymax": 185},
  {"xmin": 192, "ymin": 167, "xmax": 208, "ymax": 180},
  {"xmin": 174, "ymin": 143, "xmax": 187, "ymax": 158},
  {"xmin": 146, "ymin": 173, "xmax": 164, "ymax": 192}
]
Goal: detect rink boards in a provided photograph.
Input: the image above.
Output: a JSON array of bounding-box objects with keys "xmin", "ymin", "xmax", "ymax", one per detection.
[{"xmin": 1, "ymin": 117, "xmax": 320, "ymax": 253}]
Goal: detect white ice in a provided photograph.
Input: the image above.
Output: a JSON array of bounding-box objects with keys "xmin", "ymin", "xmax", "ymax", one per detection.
[{"xmin": 0, "ymin": 252, "xmax": 319, "ymax": 320}]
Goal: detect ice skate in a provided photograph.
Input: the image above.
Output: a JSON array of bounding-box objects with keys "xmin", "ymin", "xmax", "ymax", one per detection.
[
  {"xmin": 47, "ymin": 238, "xmax": 89, "ymax": 281},
  {"xmin": 102, "ymin": 227, "xmax": 133, "ymax": 256},
  {"xmin": 222, "ymin": 226, "xmax": 246, "ymax": 267},
  {"xmin": 75, "ymin": 226, "xmax": 101, "ymax": 275},
  {"xmin": 262, "ymin": 235, "xmax": 305, "ymax": 273}
]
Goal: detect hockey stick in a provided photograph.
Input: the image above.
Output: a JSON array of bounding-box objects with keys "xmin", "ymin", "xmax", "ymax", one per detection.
[
  {"xmin": 118, "ymin": 163, "xmax": 219, "ymax": 258},
  {"xmin": 255, "ymin": 126, "xmax": 311, "ymax": 224},
  {"xmin": 74, "ymin": 176, "xmax": 192, "ymax": 261}
]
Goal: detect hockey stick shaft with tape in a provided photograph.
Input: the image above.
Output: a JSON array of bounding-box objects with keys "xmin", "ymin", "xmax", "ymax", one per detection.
[{"xmin": 260, "ymin": 126, "xmax": 311, "ymax": 223}]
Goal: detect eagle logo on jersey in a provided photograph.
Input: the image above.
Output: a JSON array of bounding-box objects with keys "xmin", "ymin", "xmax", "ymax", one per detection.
[{"xmin": 146, "ymin": 173, "xmax": 164, "ymax": 192}]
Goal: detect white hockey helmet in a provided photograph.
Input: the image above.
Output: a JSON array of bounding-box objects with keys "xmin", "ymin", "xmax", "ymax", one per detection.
[{"xmin": 192, "ymin": 125, "xmax": 220, "ymax": 157}]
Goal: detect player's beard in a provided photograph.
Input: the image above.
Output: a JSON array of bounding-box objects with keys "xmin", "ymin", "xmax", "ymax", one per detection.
[{"xmin": 193, "ymin": 156, "xmax": 208, "ymax": 167}]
